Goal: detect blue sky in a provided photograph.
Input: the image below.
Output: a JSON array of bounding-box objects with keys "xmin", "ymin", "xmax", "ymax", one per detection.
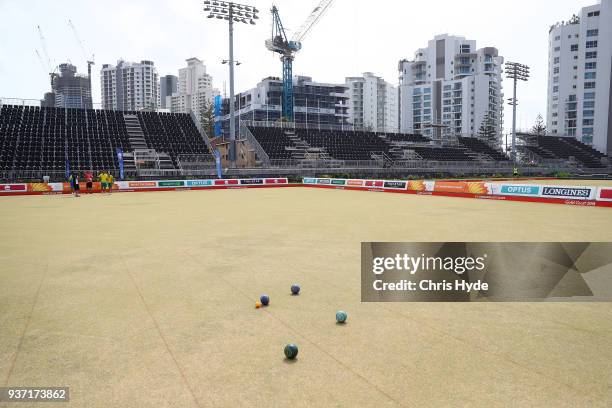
[{"xmin": 0, "ymin": 0, "xmax": 597, "ymax": 133}]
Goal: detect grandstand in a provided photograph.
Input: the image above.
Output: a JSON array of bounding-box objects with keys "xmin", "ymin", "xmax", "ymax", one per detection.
[
  {"xmin": 246, "ymin": 124, "xmax": 504, "ymax": 165},
  {"xmin": 0, "ymin": 105, "xmax": 212, "ymax": 178},
  {"xmin": 1, "ymin": 104, "xmax": 610, "ymax": 181},
  {"xmin": 517, "ymin": 133, "xmax": 608, "ymax": 169}
]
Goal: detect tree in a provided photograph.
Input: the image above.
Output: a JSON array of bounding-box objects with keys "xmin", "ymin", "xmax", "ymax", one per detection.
[
  {"xmin": 199, "ymin": 99, "xmax": 216, "ymax": 138},
  {"xmin": 477, "ymin": 111, "xmax": 499, "ymax": 147},
  {"xmin": 531, "ymin": 114, "xmax": 546, "ymax": 135}
]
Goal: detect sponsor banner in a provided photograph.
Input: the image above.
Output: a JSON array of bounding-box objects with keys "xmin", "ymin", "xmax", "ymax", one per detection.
[
  {"xmin": 1, "ymin": 184, "xmax": 27, "ymax": 192},
  {"xmin": 240, "ymin": 179, "xmax": 264, "ymax": 185},
  {"xmin": 364, "ymin": 180, "xmax": 385, "ymax": 188},
  {"xmin": 61, "ymin": 182, "xmax": 108, "ymax": 192},
  {"xmin": 331, "ymin": 179, "xmax": 347, "ymax": 186},
  {"xmin": 362, "ymin": 242, "xmax": 612, "ymax": 302},
  {"xmin": 433, "ymin": 181, "xmax": 490, "ymax": 195},
  {"xmin": 383, "ymin": 181, "xmax": 407, "ymax": 190},
  {"xmin": 129, "ymin": 181, "xmax": 157, "ymax": 188},
  {"xmin": 214, "ymin": 179, "xmax": 240, "ymax": 186},
  {"xmin": 265, "ymin": 178, "xmax": 288, "ymax": 184},
  {"xmin": 158, "ymin": 181, "xmax": 185, "ymax": 188},
  {"xmin": 495, "ymin": 184, "xmax": 541, "ymax": 196},
  {"xmin": 186, "ymin": 180, "xmax": 213, "ymax": 187},
  {"xmin": 27, "ymin": 183, "xmax": 53, "ymax": 192},
  {"xmin": 408, "ymin": 180, "xmax": 427, "ymax": 192},
  {"xmin": 303, "ymin": 178, "xmax": 317, "ymax": 184},
  {"xmin": 540, "ymin": 185, "xmax": 594, "ymax": 200},
  {"xmin": 317, "ymin": 179, "xmax": 331, "ymax": 185},
  {"xmin": 598, "ymin": 188, "xmax": 612, "ymax": 202},
  {"xmin": 347, "ymin": 179, "xmax": 364, "ymax": 187}
]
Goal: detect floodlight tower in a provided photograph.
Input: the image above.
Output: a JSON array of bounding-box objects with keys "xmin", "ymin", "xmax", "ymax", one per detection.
[
  {"xmin": 204, "ymin": 0, "xmax": 259, "ymax": 168},
  {"xmin": 505, "ymin": 62, "xmax": 530, "ymax": 162}
]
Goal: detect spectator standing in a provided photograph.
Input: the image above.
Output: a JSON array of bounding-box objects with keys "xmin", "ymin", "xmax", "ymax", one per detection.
[
  {"xmin": 108, "ymin": 172, "xmax": 114, "ymax": 194},
  {"xmin": 85, "ymin": 171, "xmax": 94, "ymax": 194}
]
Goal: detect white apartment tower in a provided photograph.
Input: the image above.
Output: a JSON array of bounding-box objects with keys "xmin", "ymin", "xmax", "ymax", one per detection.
[
  {"xmin": 100, "ymin": 60, "xmax": 159, "ymax": 111},
  {"xmin": 399, "ymin": 34, "xmax": 504, "ymax": 144},
  {"xmin": 547, "ymin": 0, "xmax": 612, "ymax": 155},
  {"xmin": 170, "ymin": 58, "xmax": 215, "ymax": 123},
  {"xmin": 345, "ymin": 73, "xmax": 398, "ymax": 132}
]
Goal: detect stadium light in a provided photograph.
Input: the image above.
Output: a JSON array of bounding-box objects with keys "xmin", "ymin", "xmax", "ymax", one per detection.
[
  {"xmin": 204, "ymin": 1, "xmax": 258, "ymax": 168},
  {"xmin": 505, "ymin": 62, "xmax": 530, "ymax": 163}
]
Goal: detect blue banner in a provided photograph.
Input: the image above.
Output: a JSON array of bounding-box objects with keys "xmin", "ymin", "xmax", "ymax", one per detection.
[
  {"xmin": 214, "ymin": 150, "xmax": 222, "ymax": 179},
  {"xmin": 500, "ymin": 185, "xmax": 540, "ymax": 196},
  {"xmin": 64, "ymin": 141, "xmax": 70, "ymax": 180},
  {"xmin": 116, "ymin": 148, "xmax": 125, "ymax": 180},
  {"xmin": 214, "ymin": 95, "xmax": 222, "ymax": 137}
]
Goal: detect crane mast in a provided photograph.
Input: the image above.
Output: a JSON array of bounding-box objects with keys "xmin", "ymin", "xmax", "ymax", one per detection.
[{"xmin": 266, "ymin": 0, "xmax": 334, "ymax": 122}]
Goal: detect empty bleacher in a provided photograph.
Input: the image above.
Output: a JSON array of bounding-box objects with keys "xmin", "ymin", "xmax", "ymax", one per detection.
[
  {"xmin": 295, "ymin": 129, "xmax": 391, "ymax": 161},
  {"xmin": 412, "ymin": 147, "xmax": 473, "ymax": 161},
  {"xmin": 138, "ymin": 112, "xmax": 210, "ymax": 167},
  {"xmin": 383, "ymin": 133, "xmax": 431, "ymax": 144},
  {"xmin": 458, "ymin": 137, "xmax": 509, "ymax": 161},
  {"xmin": 0, "ymin": 105, "xmax": 210, "ymax": 174},
  {"xmin": 535, "ymin": 136, "xmax": 606, "ymax": 168},
  {"xmin": 248, "ymin": 126, "xmax": 297, "ymax": 160},
  {"xmin": 244, "ymin": 126, "xmax": 508, "ymax": 162}
]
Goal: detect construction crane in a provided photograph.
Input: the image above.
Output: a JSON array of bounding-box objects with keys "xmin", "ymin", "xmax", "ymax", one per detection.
[
  {"xmin": 265, "ymin": 0, "xmax": 334, "ymax": 121},
  {"xmin": 35, "ymin": 50, "xmax": 48, "ymax": 75},
  {"xmin": 37, "ymin": 25, "xmax": 57, "ymax": 88},
  {"xmin": 67, "ymin": 19, "xmax": 95, "ymax": 82}
]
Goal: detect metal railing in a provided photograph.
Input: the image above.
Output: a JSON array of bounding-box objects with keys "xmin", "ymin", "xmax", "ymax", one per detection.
[{"xmin": 240, "ymin": 124, "xmax": 271, "ymax": 166}]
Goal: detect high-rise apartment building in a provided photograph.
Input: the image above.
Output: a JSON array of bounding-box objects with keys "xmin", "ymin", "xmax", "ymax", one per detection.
[
  {"xmin": 398, "ymin": 34, "xmax": 504, "ymax": 144},
  {"xmin": 169, "ymin": 58, "xmax": 215, "ymax": 123},
  {"xmin": 345, "ymin": 72, "xmax": 398, "ymax": 132},
  {"xmin": 100, "ymin": 60, "xmax": 159, "ymax": 111},
  {"xmin": 159, "ymin": 75, "xmax": 178, "ymax": 109},
  {"xmin": 547, "ymin": 0, "xmax": 612, "ymax": 155}
]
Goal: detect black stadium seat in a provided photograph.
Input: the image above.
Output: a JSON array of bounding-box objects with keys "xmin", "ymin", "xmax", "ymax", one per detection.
[{"xmin": 0, "ymin": 105, "xmax": 210, "ymax": 173}]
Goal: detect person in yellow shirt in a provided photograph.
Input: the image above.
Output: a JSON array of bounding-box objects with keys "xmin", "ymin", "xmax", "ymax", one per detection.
[
  {"xmin": 108, "ymin": 172, "xmax": 114, "ymax": 194},
  {"xmin": 99, "ymin": 172, "xmax": 108, "ymax": 193}
]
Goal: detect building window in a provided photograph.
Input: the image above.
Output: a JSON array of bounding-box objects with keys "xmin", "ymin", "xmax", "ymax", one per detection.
[
  {"xmin": 554, "ymin": 57, "xmax": 560, "ymax": 64},
  {"xmin": 585, "ymin": 72, "xmax": 596, "ymax": 79},
  {"xmin": 586, "ymin": 29, "xmax": 599, "ymax": 37},
  {"xmin": 584, "ymin": 92, "xmax": 595, "ymax": 99},
  {"xmin": 554, "ymin": 35, "xmax": 560, "ymax": 41},
  {"xmin": 583, "ymin": 110, "xmax": 594, "ymax": 117},
  {"xmin": 553, "ymin": 67, "xmax": 560, "ymax": 74},
  {"xmin": 583, "ymin": 119, "xmax": 594, "ymax": 126},
  {"xmin": 586, "ymin": 41, "xmax": 598, "ymax": 48},
  {"xmin": 583, "ymin": 100, "xmax": 595, "ymax": 109},
  {"xmin": 587, "ymin": 11, "xmax": 600, "ymax": 17},
  {"xmin": 553, "ymin": 86, "xmax": 559, "ymax": 93},
  {"xmin": 570, "ymin": 44, "xmax": 579, "ymax": 52},
  {"xmin": 554, "ymin": 47, "xmax": 560, "ymax": 52},
  {"xmin": 586, "ymin": 51, "xmax": 597, "ymax": 59},
  {"xmin": 584, "ymin": 82, "xmax": 596, "ymax": 89},
  {"xmin": 585, "ymin": 62, "xmax": 597, "ymax": 70}
]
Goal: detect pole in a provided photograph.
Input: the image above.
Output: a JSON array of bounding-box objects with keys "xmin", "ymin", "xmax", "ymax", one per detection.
[
  {"xmin": 228, "ymin": 4, "xmax": 236, "ymax": 167},
  {"xmin": 511, "ymin": 77, "xmax": 517, "ymax": 163}
]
